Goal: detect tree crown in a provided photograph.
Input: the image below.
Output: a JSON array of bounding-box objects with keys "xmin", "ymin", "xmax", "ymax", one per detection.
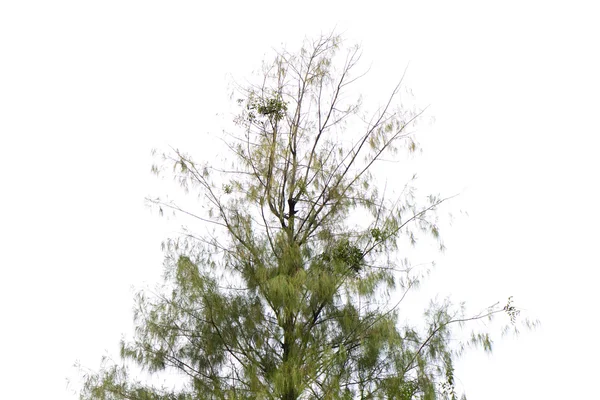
[{"xmin": 79, "ymin": 33, "xmax": 531, "ymax": 400}]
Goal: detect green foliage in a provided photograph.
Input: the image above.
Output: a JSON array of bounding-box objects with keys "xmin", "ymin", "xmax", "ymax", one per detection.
[
  {"xmin": 319, "ymin": 238, "xmax": 364, "ymax": 274},
  {"xmin": 79, "ymin": 33, "xmax": 531, "ymax": 400},
  {"xmin": 246, "ymin": 95, "xmax": 288, "ymax": 123}
]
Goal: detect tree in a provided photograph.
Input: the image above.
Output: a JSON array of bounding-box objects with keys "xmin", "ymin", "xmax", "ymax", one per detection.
[{"xmin": 79, "ymin": 33, "xmax": 526, "ymax": 400}]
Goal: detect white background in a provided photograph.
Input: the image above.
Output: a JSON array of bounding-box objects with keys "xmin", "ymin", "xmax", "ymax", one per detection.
[{"xmin": 1, "ymin": 1, "xmax": 599, "ymax": 398}]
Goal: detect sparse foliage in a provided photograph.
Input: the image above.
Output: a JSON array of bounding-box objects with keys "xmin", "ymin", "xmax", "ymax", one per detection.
[{"xmin": 80, "ymin": 33, "xmax": 531, "ymax": 400}]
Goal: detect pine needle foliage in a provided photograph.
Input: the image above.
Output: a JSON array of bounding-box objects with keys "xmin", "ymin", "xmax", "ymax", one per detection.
[{"xmin": 80, "ymin": 33, "xmax": 524, "ymax": 400}]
